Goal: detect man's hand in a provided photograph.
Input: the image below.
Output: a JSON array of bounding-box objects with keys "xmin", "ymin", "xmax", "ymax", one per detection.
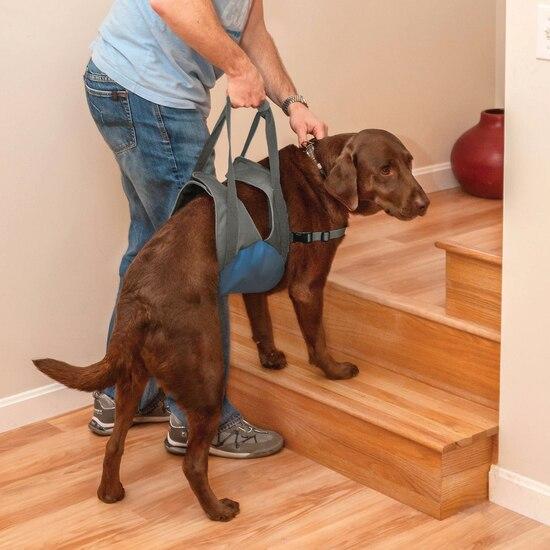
[
  {"xmin": 288, "ymin": 103, "xmax": 328, "ymax": 146},
  {"xmin": 227, "ymin": 61, "xmax": 266, "ymax": 108}
]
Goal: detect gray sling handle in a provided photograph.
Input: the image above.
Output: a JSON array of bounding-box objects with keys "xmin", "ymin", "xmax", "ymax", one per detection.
[
  {"xmin": 192, "ymin": 98, "xmax": 281, "ymax": 266},
  {"xmin": 239, "ymin": 102, "xmax": 288, "ymax": 262},
  {"xmin": 193, "ymin": 98, "xmax": 231, "ymax": 174},
  {"xmin": 240, "ymin": 102, "xmax": 281, "ymax": 195}
]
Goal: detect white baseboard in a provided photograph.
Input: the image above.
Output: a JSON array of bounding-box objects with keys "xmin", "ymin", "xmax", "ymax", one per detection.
[
  {"xmin": 0, "ymin": 383, "xmax": 90, "ymax": 433},
  {"xmin": 490, "ymin": 465, "xmax": 550, "ymax": 526},
  {"xmin": 413, "ymin": 162, "xmax": 458, "ymax": 193}
]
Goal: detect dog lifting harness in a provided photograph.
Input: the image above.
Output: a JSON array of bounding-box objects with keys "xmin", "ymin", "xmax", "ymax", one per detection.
[{"xmin": 172, "ymin": 99, "xmax": 346, "ymax": 296}]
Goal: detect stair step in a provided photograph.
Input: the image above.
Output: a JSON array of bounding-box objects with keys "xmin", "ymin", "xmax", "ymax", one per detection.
[
  {"xmin": 436, "ymin": 229, "xmax": 502, "ymax": 331},
  {"xmin": 230, "ymin": 332, "xmax": 498, "ymax": 451},
  {"xmin": 231, "ymin": 280, "xmax": 500, "ymax": 410},
  {"xmin": 228, "ymin": 330, "xmax": 498, "ymax": 519}
]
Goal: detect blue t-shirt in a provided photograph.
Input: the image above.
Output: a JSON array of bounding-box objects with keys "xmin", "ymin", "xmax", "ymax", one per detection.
[{"xmin": 91, "ymin": 0, "xmax": 252, "ymax": 115}]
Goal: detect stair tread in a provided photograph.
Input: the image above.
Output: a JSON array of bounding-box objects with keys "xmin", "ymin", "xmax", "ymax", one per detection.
[
  {"xmin": 231, "ymin": 335, "xmax": 498, "ymax": 453},
  {"xmin": 436, "ymin": 224, "xmax": 502, "ymax": 260},
  {"xmin": 435, "ymin": 239, "xmax": 502, "ymax": 266}
]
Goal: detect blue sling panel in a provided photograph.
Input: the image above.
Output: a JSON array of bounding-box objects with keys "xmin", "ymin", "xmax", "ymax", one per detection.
[{"xmin": 172, "ymin": 99, "xmax": 289, "ymax": 296}]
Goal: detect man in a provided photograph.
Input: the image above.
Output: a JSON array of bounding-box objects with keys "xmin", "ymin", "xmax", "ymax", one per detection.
[{"xmin": 85, "ymin": 0, "xmax": 327, "ymax": 458}]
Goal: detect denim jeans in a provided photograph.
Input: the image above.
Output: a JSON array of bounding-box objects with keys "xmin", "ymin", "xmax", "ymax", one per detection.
[{"xmin": 84, "ymin": 59, "xmax": 240, "ymax": 427}]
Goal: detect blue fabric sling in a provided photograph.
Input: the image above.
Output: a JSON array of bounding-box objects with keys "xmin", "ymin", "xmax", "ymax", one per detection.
[{"xmin": 172, "ymin": 99, "xmax": 290, "ymax": 295}]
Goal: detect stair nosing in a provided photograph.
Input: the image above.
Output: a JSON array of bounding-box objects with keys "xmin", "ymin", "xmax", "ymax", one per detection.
[{"xmin": 435, "ymin": 239, "xmax": 502, "ymax": 266}]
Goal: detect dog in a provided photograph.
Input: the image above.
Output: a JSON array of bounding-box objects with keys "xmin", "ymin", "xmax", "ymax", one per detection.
[{"xmin": 34, "ymin": 129, "xmax": 429, "ymax": 521}]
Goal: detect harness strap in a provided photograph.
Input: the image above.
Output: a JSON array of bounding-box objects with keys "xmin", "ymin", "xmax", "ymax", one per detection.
[
  {"xmin": 292, "ymin": 227, "xmax": 347, "ymax": 243},
  {"xmin": 193, "ymin": 99, "xmax": 283, "ymax": 267}
]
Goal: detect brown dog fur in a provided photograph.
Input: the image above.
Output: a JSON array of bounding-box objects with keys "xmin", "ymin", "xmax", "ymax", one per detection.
[{"xmin": 34, "ymin": 130, "xmax": 429, "ymax": 521}]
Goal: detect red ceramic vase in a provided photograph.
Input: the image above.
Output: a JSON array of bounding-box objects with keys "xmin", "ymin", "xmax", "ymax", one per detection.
[{"xmin": 451, "ymin": 109, "xmax": 504, "ymax": 199}]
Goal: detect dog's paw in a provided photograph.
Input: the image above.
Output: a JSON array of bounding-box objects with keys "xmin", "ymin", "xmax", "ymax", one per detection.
[
  {"xmin": 97, "ymin": 482, "xmax": 125, "ymax": 504},
  {"xmin": 325, "ymin": 362, "xmax": 360, "ymax": 380},
  {"xmin": 260, "ymin": 349, "xmax": 287, "ymax": 370},
  {"xmin": 206, "ymin": 498, "xmax": 241, "ymax": 522}
]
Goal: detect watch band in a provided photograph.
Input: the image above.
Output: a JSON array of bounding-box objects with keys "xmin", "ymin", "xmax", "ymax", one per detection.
[{"xmin": 282, "ymin": 95, "xmax": 308, "ymax": 116}]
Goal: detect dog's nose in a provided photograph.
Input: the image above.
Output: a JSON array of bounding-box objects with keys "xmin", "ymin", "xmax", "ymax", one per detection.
[{"xmin": 414, "ymin": 195, "xmax": 430, "ymax": 215}]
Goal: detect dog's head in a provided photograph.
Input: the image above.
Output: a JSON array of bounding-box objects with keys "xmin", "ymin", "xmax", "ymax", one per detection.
[{"xmin": 323, "ymin": 130, "xmax": 429, "ymax": 220}]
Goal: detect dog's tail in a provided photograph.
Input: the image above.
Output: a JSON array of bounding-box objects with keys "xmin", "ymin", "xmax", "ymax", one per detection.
[{"xmin": 32, "ymin": 356, "xmax": 118, "ymax": 393}]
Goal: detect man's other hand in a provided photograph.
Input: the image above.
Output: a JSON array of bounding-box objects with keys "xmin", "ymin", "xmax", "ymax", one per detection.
[
  {"xmin": 227, "ymin": 61, "xmax": 266, "ymax": 108},
  {"xmin": 288, "ymin": 102, "xmax": 328, "ymax": 147}
]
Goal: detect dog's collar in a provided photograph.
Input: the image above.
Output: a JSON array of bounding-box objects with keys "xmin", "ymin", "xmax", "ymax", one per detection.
[
  {"xmin": 295, "ymin": 140, "xmax": 345, "ymax": 244},
  {"xmin": 291, "ymin": 227, "xmax": 347, "ymax": 244},
  {"xmin": 303, "ymin": 139, "xmax": 326, "ymax": 178}
]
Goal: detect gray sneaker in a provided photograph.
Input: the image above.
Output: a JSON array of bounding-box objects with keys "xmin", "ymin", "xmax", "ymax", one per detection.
[
  {"xmin": 88, "ymin": 391, "xmax": 170, "ymax": 436},
  {"xmin": 164, "ymin": 414, "xmax": 284, "ymax": 458}
]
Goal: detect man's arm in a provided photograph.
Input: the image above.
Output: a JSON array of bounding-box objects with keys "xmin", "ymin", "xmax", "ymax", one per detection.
[
  {"xmin": 240, "ymin": 0, "xmax": 328, "ymax": 145},
  {"xmin": 150, "ymin": 0, "xmax": 265, "ymax": 107}
]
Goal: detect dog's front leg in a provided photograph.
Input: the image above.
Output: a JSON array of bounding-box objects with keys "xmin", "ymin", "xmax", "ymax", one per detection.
[
  {"xmin": 289, "ymin": 282, "xmax": 359, "ymax": 380},
  {"xmin": 243, "ymin": 293, "xmax": 287, "ymax": 370}
]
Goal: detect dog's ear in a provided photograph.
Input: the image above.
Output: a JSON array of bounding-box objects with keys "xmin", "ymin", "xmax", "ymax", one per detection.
[{"xmin": 324, "ymin": 140, "xmax": 358, "ymax": 211}]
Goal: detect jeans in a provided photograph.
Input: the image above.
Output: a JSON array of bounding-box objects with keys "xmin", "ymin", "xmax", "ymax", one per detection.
[{"xmin": 84, "ymin": 59, "xmax": 240, "ymax": 427}]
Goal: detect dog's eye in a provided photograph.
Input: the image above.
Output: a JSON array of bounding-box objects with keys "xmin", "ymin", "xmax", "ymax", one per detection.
[{"xmin": 380, "ymin": 165, "xmax": 392, "ymax": 176}]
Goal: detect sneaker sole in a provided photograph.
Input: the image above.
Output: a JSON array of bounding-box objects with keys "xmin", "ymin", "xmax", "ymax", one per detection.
[
  {"xmin": 88, "ymin": 415, "xmax": 169, "ymax": 436},
  {"xmin": 164, "ymin": 435, "xmax": 284, "ymax": 459}
]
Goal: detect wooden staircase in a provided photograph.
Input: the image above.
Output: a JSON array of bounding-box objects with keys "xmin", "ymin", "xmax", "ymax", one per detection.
[{"xmin": 227, "ymin": 188, "xmax": 502, "ymax": 519}]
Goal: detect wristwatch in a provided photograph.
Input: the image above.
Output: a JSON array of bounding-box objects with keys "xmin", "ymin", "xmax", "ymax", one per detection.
[{"xmin": 282, "ymin": 95, "xmax": 308, "ymax": 116}]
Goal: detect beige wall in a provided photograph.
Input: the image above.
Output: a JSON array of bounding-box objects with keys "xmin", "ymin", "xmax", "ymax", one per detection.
[
  {"xmin": 495, "ymin": 0, "xmax": 506, "ymax": 106},
  {"xmin": 212, "ymin": 0, "xmax": 499, "ymax": 171},
  {"xmin": 0, "ymin": 2, "xmax": 498, "ymax": 414},
  {"xmin": 0, "ymin": 1, "xmax": 126, "ymax": 402},
  {"xmin": 491, "ymin": 0, "xmax": 550, "ymax": 522}
]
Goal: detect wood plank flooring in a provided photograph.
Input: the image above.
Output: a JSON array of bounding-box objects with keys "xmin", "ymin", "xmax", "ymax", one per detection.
[{"xmin": 1, "ymin": 409, "xmax": 548, "ymax": 549}]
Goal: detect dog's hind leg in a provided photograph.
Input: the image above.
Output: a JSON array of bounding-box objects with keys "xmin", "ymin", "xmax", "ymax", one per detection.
[
  {"xmin": 243, "ymin": 293, "xmax": 287, "ymax": 370},
  {"xmin": 180, "ymin": 405, "xmax": 240, "ymax": 521},
  {"xmin": 97, "ymin": 369, "xmax": 147, "ymax": 504},
  {"xmin": 160, "ymin": 336, "xmax": 240, "ymax": 521},
  {"xmin": 164, "ymin": 354, "xmax": 239, "ymax": 520}
]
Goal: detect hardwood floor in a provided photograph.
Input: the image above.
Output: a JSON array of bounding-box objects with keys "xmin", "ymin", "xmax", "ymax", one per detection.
[{"xmin": 0, "ymin": 409, "xmax": 548, "ymax": 549}]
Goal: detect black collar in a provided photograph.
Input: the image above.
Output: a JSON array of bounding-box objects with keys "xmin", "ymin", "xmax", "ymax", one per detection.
[
  {"xmin": 303, "ymin": 139, "xmax": 326, "ymax": 178},
  {"xmin": 295, "ymin": 140, "xmax": 346, "ymax": 244},
  {"xmin": 291, "ymin": 227, "xmax": 347, "ymax": 243}
]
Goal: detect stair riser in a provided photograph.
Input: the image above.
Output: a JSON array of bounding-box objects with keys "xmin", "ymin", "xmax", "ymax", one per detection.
[
  {"xmin": 446, "ymin": 253, "xmax": 502, "ymax": 330},
  {"xmin": 230, "ymin": 285, "xmax": 500, "ymax": 409},
  {"xmin": 228, "ymin": 358, "xmax": 495, "ymax": 519}
]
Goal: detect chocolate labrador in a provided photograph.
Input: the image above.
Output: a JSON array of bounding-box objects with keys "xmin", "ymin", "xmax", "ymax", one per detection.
[{"xmin": 34, "ymin": 129, "xmax": 429, "ymax": 521}]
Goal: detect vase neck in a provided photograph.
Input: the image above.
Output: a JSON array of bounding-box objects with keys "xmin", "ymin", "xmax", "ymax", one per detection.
[{"xmin": 480, "ymin": 109, "xmax": 504, "ymax": 128}]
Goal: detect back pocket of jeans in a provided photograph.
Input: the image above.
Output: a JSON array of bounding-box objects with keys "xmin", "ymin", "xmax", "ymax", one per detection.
[{"xmin": 85, "ymin": 83, "xmax": 137, "ymax": 155}]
